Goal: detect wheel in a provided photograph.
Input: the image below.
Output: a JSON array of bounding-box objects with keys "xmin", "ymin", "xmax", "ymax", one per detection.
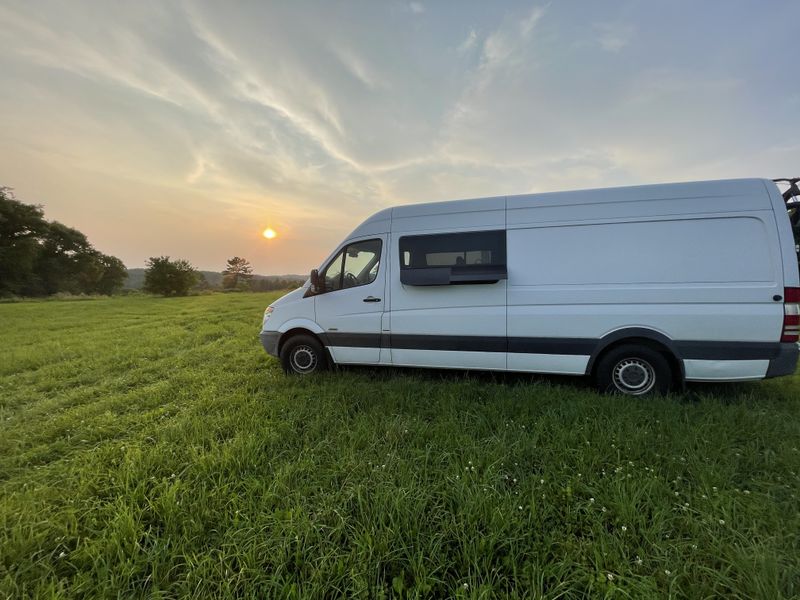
[
  {"xmin": 595, "ymin": 344, "xmax": 672, "ymax": 396},
  {"xmin": 280, "ymin": 334, "xmax": 328, "ymax": 375}
]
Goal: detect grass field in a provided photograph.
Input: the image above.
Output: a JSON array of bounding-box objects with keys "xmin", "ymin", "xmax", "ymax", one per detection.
[{"xmin": 1, "ymin": 292, "xmax": 799, "ymax": 599}]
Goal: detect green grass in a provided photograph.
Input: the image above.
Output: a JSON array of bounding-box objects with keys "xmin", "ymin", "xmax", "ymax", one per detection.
[{"xmin": 1, "ymin": 293, "xmax": 799, "ymax": 599}]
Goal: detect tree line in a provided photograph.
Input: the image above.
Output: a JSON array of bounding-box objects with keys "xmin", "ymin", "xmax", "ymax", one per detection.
[
  {"xmin": 1, "ymin": 187, "xmax": 301, "ymax": 298},
  {"xmin": 0, "ymin": 187, "xmax": 126, "ymax": 296},
  {"xmin": 143, "ymin": 256, "xmax": 302, "ymax": 296}
]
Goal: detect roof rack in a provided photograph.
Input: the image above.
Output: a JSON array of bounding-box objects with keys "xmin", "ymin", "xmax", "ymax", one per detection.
[
  {"xmin": 774, "ymin": 178, "xmax": 800, "ymax": 246},
  {"xmin": 774, "ymin": 177, "xmax": 800, "ymax": 203}
]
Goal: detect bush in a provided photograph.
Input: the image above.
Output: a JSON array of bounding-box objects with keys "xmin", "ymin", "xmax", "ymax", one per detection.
[{"xmin": 143, "ymin": 257, "xmax": 199, "ymax": 297}]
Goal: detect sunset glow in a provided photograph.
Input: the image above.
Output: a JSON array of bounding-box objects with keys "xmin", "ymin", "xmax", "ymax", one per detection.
[{"xmin": 0, "ymin": 3, "xmax": 797, "ymax": 275}]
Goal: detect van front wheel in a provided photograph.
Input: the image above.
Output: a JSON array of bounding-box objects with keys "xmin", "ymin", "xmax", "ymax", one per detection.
[
  {"xmin": 280, "ymin": 335, "xmax": 328, "ymax": 375},
  {"xmin": 595, "ymin": 345, "xmax": 672, "ymax": 396}
]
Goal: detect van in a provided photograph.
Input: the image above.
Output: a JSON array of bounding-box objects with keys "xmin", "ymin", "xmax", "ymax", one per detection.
[{"xmin": 259, "ymin": 178, "xmax": 799, "ymax": 395}]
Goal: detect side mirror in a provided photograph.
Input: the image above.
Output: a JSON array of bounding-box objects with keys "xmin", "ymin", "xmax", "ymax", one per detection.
[{"xmin": 309, "ymin": 269, "xmax": 322, "ymax": 294}]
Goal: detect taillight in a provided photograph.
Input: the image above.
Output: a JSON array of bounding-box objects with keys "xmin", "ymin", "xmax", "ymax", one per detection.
[{"xmin": 782, "ymin": 287, "xmax": 800, "ymax": 343}]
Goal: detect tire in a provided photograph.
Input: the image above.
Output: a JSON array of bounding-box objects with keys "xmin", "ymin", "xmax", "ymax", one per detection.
[
  {"xmin": 595, "ymin": 344, "xmax": 672, "ymax": 396},
  {"xmin": 280, "ymin": 334, "xmax": 328, "ymax": 375}
]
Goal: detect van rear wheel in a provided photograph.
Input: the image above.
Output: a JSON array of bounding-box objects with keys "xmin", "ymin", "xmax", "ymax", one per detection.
[
  {"xmin": 596, "ymin": 344, "xmax": 672, "ymax": 396},
  {"xmin": 280, "ymin": 334, "xmax": 328, "ymax": 375}
]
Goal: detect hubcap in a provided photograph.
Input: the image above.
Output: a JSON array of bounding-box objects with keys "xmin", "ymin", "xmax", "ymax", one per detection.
[
  {"xmin": 290, "ymin": 345, "xmax": 317, "ymax": 373},
  {"xmin": 612, "ymin": 358, "xmax": 656, "ymax": 395}
]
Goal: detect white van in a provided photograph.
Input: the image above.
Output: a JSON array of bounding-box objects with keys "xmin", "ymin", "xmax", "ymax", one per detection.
[{"xmin": 260, "ymin": 178, "xmax": 799, "ymax": 395}]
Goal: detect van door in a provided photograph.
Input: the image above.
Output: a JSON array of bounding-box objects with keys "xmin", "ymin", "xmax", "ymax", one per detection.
[
  {"xmin": 314, "ymin": 236, "xmax": 386, "ymax": 364},
  {"xmin": 388, "ymin": 229, "xmax": 507, "ymax": 370}
]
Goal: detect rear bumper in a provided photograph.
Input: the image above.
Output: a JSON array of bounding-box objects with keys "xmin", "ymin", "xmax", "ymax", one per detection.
[
  {"xmin": 765, "ymin": 343, "xmax": 800, "ymax": 378},
  {"xmin": 260, "ymin": 331, "xmax": 280, "ymax": 358}
]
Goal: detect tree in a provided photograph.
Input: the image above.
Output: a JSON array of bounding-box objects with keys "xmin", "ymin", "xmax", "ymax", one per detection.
[
  {"xmin": 36, "ymin": 221, "xmax": 95, "ymax": 295},
  {"xmin": 143, "ymin": 256, "xmax": 199, "ymax": 297},
  {"xmin": 222, "ymin": 256, "xmax": 253, "ymax": 290},
  {"xmin": 0, "ymin": 187, "xmax": 49, "ymax": 295},
  {"xmin": 0, "ymin": 187, "xmax": 127, "ymax": 297},
  {"xmin": 94, "ymin": 254, "xmax": 128, "ymax": 295}
]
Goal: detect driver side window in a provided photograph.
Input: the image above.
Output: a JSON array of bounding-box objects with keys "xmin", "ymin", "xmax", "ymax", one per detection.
[{"xmin": 320, "ymin": 239, "xmax": 382, "ymax": 293}]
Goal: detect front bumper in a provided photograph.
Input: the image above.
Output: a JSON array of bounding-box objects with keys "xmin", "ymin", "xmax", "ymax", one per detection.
[
  {"xmin": 765, "ymin": 343, "xmax": 800, "ymax": 378},
  {"xmin": 260, "ymin": 331, "xmax": 281, "ymax": 358}
]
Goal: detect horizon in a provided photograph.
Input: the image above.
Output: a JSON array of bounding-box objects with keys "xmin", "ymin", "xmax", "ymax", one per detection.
[{"xmin": 1, "ymin": 1, "xmax": 798, "ymax": 273}]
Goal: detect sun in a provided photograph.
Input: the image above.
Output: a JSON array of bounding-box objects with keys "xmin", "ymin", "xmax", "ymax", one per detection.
[{"xmin": 262, "ymin": 227, "xmax": 277, "ymax": 239}]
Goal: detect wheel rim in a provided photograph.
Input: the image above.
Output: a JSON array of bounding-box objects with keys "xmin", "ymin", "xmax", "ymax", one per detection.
[
  {"xmin": 612, "ymin": 357, "xmax": 656, "ymax": 395},
  {"xmin": 290, "ymin": 345, "xmax": 318, "ymax": 374}
]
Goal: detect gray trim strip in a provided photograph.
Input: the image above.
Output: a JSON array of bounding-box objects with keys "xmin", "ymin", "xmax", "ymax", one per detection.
[
  {"xmin": 320, "ymin": 331, "xmax": 784, "ymax": 361},
  {"xmin": 765, "ymin": 343, "xmax": 799, "ymax": 378},
  {"xmin": 676, "ymin": 340, "xmax": 781, "ymax": 361},
  {"xmin": 260, "ymin": 332, "xmax": 280, "ymax": 357}
]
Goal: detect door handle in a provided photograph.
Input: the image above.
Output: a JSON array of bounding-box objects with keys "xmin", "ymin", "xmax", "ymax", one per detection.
[{"xmin": 363, "ymin": 296, "xmax": 381, "ymax": 303}]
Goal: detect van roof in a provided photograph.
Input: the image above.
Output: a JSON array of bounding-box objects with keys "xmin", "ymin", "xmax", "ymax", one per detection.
[
  {"xmin": 349, "ymin": 177, "xmax": 774, "ymax": 238},
  {"xmin": 397, "ymin": 177, "xmax": 770, "ymax": 216}
]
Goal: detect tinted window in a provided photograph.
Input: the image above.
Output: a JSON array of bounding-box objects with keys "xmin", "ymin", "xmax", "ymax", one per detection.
[
  {"xmin": 321, "ymin": 239, "xmax": 382, "ymax": 292},
  {"xmin": 399, "ymin": 230, "xmax": 506, "ymax": 269}
]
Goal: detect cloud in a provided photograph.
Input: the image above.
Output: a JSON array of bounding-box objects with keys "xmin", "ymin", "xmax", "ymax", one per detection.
[
  {"xmin": 593, "ymin": 22, "xmax": 635, "ymax": 52},
  {"xmin": 457, "ymin": 29, "xmax": 478, "ymax": 54},
  {"xmin": 520, "ymin": 5, "xmax": 546, "ymax": 37},
  {"xmin": 1, "ymin": 0, "xmax": 799, "ymax": 273},
  {"xmin": 330, "ymin": 44, "xmax": 385, "ymax": 91}
]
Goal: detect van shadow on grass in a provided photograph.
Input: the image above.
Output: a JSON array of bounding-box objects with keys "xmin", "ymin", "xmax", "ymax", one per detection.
[
  {"xmin": 332, "ymin": 362, "xmax": 591, "ymax": 390},
  {"xmin": 327, "ymin": 363, "xmax": 783, "ymax": 405}
]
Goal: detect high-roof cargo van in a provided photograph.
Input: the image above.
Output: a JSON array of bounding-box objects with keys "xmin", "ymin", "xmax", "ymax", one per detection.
[{"xmin": 260, "ymin": 178, "xmax": 800, "ymax": 395}]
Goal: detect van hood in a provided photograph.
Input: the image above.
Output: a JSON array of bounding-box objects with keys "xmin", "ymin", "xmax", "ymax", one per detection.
[{"xmin": 270, "ymin": 283, "xmax": 309, "ymax": 307}]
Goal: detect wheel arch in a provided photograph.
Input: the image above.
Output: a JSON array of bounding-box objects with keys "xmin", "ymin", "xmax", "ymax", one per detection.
[
  {"xmin": 277, "ymin": 328, "xmax": 329, "ymax": 358},
  {"xmin": 586, "ymin": 327, "xmax": 685, "ymax": 384}
]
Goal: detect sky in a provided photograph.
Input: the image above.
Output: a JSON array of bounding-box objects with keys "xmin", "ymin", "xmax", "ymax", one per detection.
[{"xmin": 1, "ymin": 1, "xmax": 798, "ymax": 274}]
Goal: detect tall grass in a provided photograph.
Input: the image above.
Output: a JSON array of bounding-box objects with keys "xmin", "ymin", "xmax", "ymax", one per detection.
[{"xmin": 1, "ymin": 293, "xmax": 798, "ymax": 598}]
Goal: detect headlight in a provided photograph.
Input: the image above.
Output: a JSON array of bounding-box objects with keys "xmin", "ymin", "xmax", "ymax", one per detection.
[{"xmin": 263, "ymin": 306, "xmax": 274, "ymax": 323}]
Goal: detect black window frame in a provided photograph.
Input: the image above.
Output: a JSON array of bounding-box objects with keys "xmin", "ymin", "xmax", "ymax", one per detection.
[
  {"xmin": 318, "ymin": 238, "xmax": 383, "ymax": 294},
  {"xmin": 398, "ymin": 229, "xmax": 507, "ymax": 286}
]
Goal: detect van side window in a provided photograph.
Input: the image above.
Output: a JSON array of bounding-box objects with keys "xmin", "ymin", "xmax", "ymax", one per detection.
[
  {"xmin": 321, "ymin": 239, "xmax": 382, "ymax": 292},
  {"xmin": 399, "ymin": 230, "xmax": 507, "ymax": 285},
  {"xmin": 400, "ymin": 230, "xmax": 506, "ymax": 268}
]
